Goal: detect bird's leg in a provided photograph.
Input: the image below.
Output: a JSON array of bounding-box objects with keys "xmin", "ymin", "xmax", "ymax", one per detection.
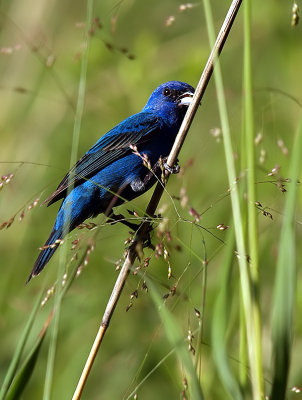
[
  {"xmin": 141, "ymin": 157, "xmax": 180, "ymax": 188},
  {"xmin": 107, "ymin": 212, "xmax": 139, "ymax": 232},
  {"xmin": 113, "ymin": 157, "xmax": 179, "ymax": 246}
]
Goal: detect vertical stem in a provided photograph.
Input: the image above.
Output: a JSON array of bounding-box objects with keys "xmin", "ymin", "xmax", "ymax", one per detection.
[
  {"xmin": 202, "ymin": 0, "xmax": 263, "ymax": 398},
  {"xmin": 195, "ymin": 240, "xmax": 207, "ymax": 377},
  {"xmin": 43, "ymin": 1, "xmax": 94, "ymax": 398},
  {"xmin": 271, "ymin": 120, "xmax": 302, "ymax": 399},
  {"xmin": 239, "ymin": 298, "xmax": 248, "ymax": 390},
  {"xmin": 243, "ymin": 0, "xmax": 264, "ymax": 395}
]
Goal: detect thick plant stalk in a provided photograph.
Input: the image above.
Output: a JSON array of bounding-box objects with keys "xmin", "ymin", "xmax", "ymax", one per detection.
[{"xmin": 72, "ymin": 1, "xmax": 242, "ymax": 398}]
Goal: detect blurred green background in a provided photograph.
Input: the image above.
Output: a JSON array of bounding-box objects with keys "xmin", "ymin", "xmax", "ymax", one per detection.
[{"xmin": 0, "ymin": 0, "xmax": 302, "ymax": 399}]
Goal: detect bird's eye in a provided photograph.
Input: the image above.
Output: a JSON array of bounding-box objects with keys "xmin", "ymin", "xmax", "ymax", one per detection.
[{"xmin": 163, "ymin": 88, "xmax": 171, "ymax": 97}]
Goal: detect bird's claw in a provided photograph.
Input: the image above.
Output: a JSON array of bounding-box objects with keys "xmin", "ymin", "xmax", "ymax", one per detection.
[
  {"xmin": 142, "ymin": 233, "xmax": 152, "ymax": 249},
  {"xmin": 108, "ymin": 213, "xmax": 140, "ymax": 232},
  {"xmin": 163, "ymin": 162, "xmax": 180, "ymax": 174},
  {"xmin": 136, "ymin": 219, "xmax": 155, "ymax": 249}
]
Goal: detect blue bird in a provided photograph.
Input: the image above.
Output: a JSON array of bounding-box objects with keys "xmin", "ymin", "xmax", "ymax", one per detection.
[{"xmin": 27, "ymin": 81, "xmax": 194, "ymax": 282}]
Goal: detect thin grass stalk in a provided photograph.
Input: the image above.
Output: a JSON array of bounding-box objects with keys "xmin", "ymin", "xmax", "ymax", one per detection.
[
  {"xmin": 0, "ymin": 14, "xmax": 75, "ymax": 113},
  {"xmin": 194, "ymin": 239, "xmax": 207, "ymax": 378},
  {"xmin": 212, "ymin": 228, "xmax": 243, "ymax": 399},
  {"xmin": 0, "ymin": 290, "xmax": 43, "ymax": 399},
  {"xmin": 270, "ymin": 119, "xmax": 302, "ymax": 399},
  {"xmin": 125, "ymin": 348, "xmax": 175, "ymax": 400},
  {"xmin": 239, "ymin": 298, "xmax": 248, "ymax": 390},
  {"xmin": 72, "ymin": 250, "xmax": 135, "ymax": 400},
  {"xmin": 5, "ymin": 314, "xmax": 51, "ymax": 400},
  {"xmin": 146, "ymin": 278, "xmax": 204, "ymax": 399},
  {"xmin": 69, "ymin": 3, "xmax": 93, "ymax": 169},
  {"xmin": 243, "ymin": 0, "xmax": 264, "ymax": 394},
  {"xmin": 239, "ymin": 102, "xmax": 248, "ymax": 391},
  {"xmin": 43, "ymin": 260, "xmax": 65, "ymax": 400},
  {"xmin": 43, "ymin": 1, "xmax": 94, "ymax": 398},
  {"xmin": 72, "ymin": 1, "xmax": 242, "ymax": 398},
  {"xmin": 202, "ymin": 0, "xmax": 263, "ymax": 397}
]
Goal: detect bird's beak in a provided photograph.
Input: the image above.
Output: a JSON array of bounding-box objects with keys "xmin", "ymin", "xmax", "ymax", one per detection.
[{"xmin": 178, "ymin": 91, "xmax": 194, "ymax": 106}]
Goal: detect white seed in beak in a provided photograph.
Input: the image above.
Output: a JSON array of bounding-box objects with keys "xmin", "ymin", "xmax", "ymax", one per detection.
[{"xmin": 178, "ymin": 92, "xmax": 194, "ymax": 106}]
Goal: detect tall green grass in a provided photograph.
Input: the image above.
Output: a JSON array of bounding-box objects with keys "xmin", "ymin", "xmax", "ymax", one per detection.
[
  {"xmin": 271, "ymin": 119, "xmax": 302, "ymax": 399},
  {"xmin": 203, "ymin": 0, "xmax": 263, "ymax": 397},
  {"xmin": 43, "ymin": 1, "xmax": 94, "ymax": 399}
]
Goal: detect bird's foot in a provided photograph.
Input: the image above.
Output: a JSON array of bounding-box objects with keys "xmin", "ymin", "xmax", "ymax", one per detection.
[
  {"xmin": 108, "ymin": 213, "xmax": 155, "ymax": 249},
  {"xmin": 163, "ymin": 161, "xmax": 180, "ymax": 174},
  {"xmin": 135, "ymin": 223, "xmax": 154, "ymax": 250},
  {"xmin": 141, "ymin": 232, "xmax": 152, "ymax": 249},
  {"xmin": 130, "ymin": 176, "xmax": 146, "ymax": 192},
  {"xmin": 107, "ymin": 213, "xmax": 139, "ymax": 232}
]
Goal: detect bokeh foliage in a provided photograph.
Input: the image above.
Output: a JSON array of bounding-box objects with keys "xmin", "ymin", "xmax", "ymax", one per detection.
[{"xmin": 0, "ymin": 0, "xmax": 302, "ymax": 399}]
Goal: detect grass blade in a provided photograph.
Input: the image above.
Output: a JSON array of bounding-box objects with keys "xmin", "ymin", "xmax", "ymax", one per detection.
[
  {"xmin": 202, "ymin": 0, "xmax": 263, "ymax": 397},
  {"xmin": 270, "ymin": 119, "xmax": 302, "ymax": 399},
  {"xmin": 212, "ymin": 229, "xmax": 243, "ymax": 399},
  {"xmin": 0, "ymin": 290, "xmax": 43, "ymax": 400},
  {"xmin": 5, "ymin": 313, "xmax": 51, "ymax": 400},
  {"xmin": 147, "ymin": 278, "xmax": 204, "ymax": 399},
  {"xmin": 42, "ymin": 1, "xmax": 94, "ymax": 398},
  {"xmin": 243, "ymin": 0, "xmax": 264, "ymax": 393}
]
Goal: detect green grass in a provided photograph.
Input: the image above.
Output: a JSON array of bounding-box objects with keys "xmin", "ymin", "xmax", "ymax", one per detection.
[
  {"xmin": 0, "ymin": 1, "xmax": 302, "ymax": 399},
  {"xmin": 43, "ymin": 1, "xmax": 94, "ymax": 399},
  {"xmin": 271, "ymin": 119, "xmax": 302, "ymax": 399}
]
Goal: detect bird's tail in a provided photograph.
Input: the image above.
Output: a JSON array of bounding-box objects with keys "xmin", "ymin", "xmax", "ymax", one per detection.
[{"xmin": 26, "ymin": 227, "xmax": 63, "ymax": 284}]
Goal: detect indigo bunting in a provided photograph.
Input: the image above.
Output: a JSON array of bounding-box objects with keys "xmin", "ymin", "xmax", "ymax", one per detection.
[{"xmin": 27, "ymin": 81, "xmax": 194, "ymax": 282}]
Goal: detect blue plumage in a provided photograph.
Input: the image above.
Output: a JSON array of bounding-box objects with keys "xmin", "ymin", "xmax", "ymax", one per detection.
[{"xmin": 28, "ymin": 81, "xmax": 194, "ymax": 282}]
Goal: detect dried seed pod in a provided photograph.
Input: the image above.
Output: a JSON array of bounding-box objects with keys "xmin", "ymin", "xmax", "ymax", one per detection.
[
  {"xmin": 254, "ymin": 132, "xmax": 263, "ymax": 145},
  {"xmin": 142, "ymin": 281, "xmax": 148, "ymax": 292},
  {"xmin": 210, "ymin": 127, "xmax": 222, "ymax": 142},
  {"xmin": 259, "ymin": 149, "xmax": 266, "ymax": 164},
  {"xmin": 179, "ymin": 3, "xmax": 194, "ymax": 12},
  {"xmin": 277, "ymin": 138, "xmax": 289, "ymax": 156},
  {"xmin": 165, "ymin": 16, "xmax": 175, "ymax": 26},
  {"xmin": 216, "ymin": 223, "xmax": 229, "ymax": 231},
  {"xmin": 0, "ymin": 221, "xmax": 7, "ymax": 230},
  {"xmin": 194, "ymin": 308, "xmax": 200, "ymax": 319},
  {"xmin": 180, "ymin": 187, "xmax": 189, "ymax": 208},
  {"xmin": 292, "ymin": 2, "xmax": 300, "ymax": 26},
  {"xmin": 267, "ymin": 164, "xmax": 280, "ymax": 176},
  {"xmin": 189, "ymin": 207, "xmax": 200, "ymax": 222},
  {"xmin": 41, "ymin": 285, "xmax": 55, "ymax": 307},
  {"xmin": 6, "ymin": 217, "xmax": 14, "ymax": 228},
  {"xmin": 130, "ymin": 290, "xmax": 138, "ymax": 300},
  {"xmin": 19, "ymin": 210, "xmax": 25, "ymax": 221},
  {"xmin": 170, "ymin": 285, "xmax": 176, "ymax": 296}
]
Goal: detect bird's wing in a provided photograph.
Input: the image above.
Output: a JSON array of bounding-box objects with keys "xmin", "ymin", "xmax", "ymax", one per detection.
[{"xmin": 44, "ymin": 113, "xmax": 163, "ymax": 206}]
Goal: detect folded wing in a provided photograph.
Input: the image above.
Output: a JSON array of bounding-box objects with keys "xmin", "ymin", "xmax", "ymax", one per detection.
[{"xmin": 44, "ymin": 113, "xmax": 163, "ymax": 206}]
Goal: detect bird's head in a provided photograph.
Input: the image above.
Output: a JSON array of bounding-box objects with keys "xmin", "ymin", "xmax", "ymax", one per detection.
[{"xmin": 143, "ymin": 81, "xmax": 195, "ymax": 126}]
